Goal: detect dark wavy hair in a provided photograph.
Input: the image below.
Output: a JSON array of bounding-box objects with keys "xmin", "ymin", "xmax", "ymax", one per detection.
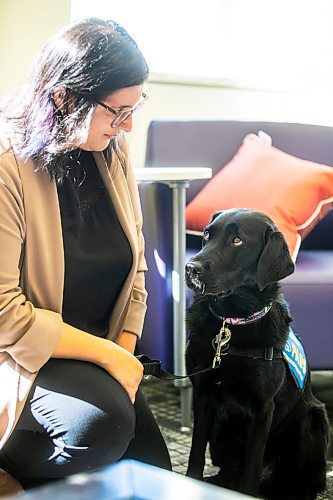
[{"xmin": 0, "ymin": 17, "xmax": 149, "ymax": 181}]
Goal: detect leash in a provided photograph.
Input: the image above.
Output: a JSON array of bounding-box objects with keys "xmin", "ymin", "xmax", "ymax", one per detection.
[
  {"xmin": 136, "ymin": 346, "xmax": 283, "ymax": 381},
  {"xmin": 136, "ymin": 354, "xmax": 213, "ymax": 380}
]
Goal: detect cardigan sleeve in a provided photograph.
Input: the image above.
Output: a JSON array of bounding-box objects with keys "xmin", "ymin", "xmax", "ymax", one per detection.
[
  {"xmin": 0, "ymin": 148, "xmax": 63, "ymax": 373},
  {"xmin": 122, "ymin": 163, "xmax": 148, "ymax": 338}
]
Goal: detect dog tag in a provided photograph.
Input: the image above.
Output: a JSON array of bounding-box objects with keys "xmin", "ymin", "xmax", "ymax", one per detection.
[{"xmin": 212, "ymin": 323, "xmax": 232, "ymax": 368}]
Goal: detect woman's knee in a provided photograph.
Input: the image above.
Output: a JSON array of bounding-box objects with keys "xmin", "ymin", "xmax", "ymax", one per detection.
[
  {"xmin": 11, "ymin": 360, "xmax": 137, "ymax": 475},
  {"xmin": 91, "ymin": 385, "xmax": 136, "ymax": 458},
  {"xmin": 2, "ymin": 390, "xmax": 136, "ymax": 479},
  {"xmin": 49, "ymin": 370, "xmax": 136, "ymax": 463},
  {"xmin": 61, "ymin": 400, "xmax": 136, "ymax": 470}
]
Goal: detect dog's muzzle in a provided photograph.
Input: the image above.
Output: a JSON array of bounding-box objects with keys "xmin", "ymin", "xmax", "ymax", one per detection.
[
  {"xmin": 186, "ymin": 260, "xmax": 232, "ymax": 297},
  {"xmin": 185, "ymin": 261, "xmax": 206, "ymax": 294}
]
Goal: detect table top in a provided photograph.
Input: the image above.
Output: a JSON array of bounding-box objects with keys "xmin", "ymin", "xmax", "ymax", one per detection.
[
  {"xmin": 21, "ymin": 459, "xmax": 251, "ymax": 499},
  {"xmin": 134, "ymin": 166, "xmax": 212, "ymax": 182}
]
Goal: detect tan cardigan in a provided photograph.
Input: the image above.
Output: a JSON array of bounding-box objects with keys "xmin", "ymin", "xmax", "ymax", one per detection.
[{"xmin": 0, "ymin": 141, "xmax": 148, "ymax": 449}]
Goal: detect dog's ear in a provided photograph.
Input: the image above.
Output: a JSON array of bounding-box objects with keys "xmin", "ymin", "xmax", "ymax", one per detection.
[{"xmin": 256, "ymin": 231, "xmax": 295, "ymax": 290}]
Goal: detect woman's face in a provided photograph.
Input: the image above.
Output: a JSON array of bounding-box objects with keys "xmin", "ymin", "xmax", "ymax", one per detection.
[{"xmin": 79, "ymin": 84, "xmax": 144, "ymax": 151}]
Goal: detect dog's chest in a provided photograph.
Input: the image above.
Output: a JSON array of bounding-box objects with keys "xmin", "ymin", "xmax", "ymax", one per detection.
[
  {"xmin": 188, "ymin": 331, "xmax": 287, "ymax": 410},
  {"xmin": 208, "ymin": 360, "xmax": 286, "ymax": 420}
]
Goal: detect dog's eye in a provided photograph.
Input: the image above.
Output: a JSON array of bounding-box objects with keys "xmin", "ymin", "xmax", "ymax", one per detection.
[
  {"xmin": 203, "ymin": 230, "xmax": 210, "ymax": 243},
  {"xmin": 233, "ymin": 237, "xmax": 243, "ymax": 246}
]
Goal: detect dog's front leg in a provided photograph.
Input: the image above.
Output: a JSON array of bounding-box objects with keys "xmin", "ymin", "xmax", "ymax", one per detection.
[
  {"xmin": 239, "ymin": 404, "xmax": 274, "ymax": 496},
  {"xmin": 186, "ymin": 391, "xmax": 214, "ymax": 480}
]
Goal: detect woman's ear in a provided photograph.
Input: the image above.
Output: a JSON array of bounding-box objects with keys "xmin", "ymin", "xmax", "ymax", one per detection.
[{"xmin": 52, "ymin": 86, "xmax": 67, "ymax": 113}]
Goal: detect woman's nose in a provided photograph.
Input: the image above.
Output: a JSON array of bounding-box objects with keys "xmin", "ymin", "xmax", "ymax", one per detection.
[{"xmin": 117, "ymin": 114, "xmax": 133, "ymax": 133}]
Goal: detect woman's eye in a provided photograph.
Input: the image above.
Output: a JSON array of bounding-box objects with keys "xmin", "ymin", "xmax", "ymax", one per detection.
[
  {"xmin": 233, "ymin": 237, "xmax": 243, "ymax": 246},
  {"xmin": 203, "ymin": 230, "xmax": 209, "ymax": 242}
]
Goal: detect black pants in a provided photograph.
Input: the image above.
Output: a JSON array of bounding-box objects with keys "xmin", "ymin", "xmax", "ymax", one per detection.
[{"xmin": 0, "ymin": 359, "xmax": 171, "ymax": 488}]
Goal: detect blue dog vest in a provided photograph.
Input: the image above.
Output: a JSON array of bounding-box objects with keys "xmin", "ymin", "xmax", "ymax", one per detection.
[{"xmin": 282, "ymin": 328, "xmax": 307, "ymax": 392}]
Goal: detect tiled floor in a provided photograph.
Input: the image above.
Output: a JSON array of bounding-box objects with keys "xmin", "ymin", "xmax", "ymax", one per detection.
[{"xmin": 141, "ymin": 377, "xmax": 333, "ymax": 499}]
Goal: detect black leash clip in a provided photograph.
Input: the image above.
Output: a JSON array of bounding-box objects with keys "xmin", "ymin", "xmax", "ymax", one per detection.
[{"xmin": 136, "ymin": 354, "xmax": 187, "ymax": 380}]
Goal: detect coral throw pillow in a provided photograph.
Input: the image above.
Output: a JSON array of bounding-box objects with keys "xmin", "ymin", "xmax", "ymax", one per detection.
[{"xmin": 185, "ymin": 136, "xmax": 333, "ymax": 261}]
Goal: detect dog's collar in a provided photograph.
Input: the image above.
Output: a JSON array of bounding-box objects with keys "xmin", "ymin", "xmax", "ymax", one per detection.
[
  {"xmin": 209, "ymin": 302, "xmax": 274, "ymax": 368},
  {"xmin": 209, "ymin": 302, "xmax": 273, "ymax": 326}
]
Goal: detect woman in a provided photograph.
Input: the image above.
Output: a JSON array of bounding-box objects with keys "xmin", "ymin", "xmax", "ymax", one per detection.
[{"xmin": 0, "ymin": 16, "xmax": 171, "ymax": 489}]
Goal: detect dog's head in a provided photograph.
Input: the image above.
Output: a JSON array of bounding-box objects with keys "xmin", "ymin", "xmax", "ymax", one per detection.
[{"xmin": 185, "ymin": 208, "xmax": 295, "ymax": 297}]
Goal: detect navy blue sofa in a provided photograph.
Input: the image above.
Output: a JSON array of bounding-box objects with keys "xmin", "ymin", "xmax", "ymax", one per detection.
[{"xmin": 138, "ymin": 120, "xmax": 333, "ymax": 373}]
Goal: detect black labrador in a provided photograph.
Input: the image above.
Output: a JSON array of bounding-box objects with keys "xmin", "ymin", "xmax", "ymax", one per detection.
[{"xmin": 185, "ymin": 208, "xmax": 329, "ymax": 500}]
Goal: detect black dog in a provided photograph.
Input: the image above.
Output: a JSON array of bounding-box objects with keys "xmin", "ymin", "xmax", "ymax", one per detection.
[{"xmin": 185, "ymin": 208, "xmax": 329, "ymax": 500}]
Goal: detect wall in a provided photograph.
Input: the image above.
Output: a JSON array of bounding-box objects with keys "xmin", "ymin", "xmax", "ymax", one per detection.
[
  {"xmin": 0, "ymin": 0, "xmax": 71, "ymax": 96},
  {"xmin": 130, "ymin": 80, "xmax": 333, "ymax": 168},
  {"xmin": 1, "ymin": 1, "xmax": 333, "ymax": 168},
  {"xmin": 129, "ymin": 80, "xmax": 288, "ymax": 167}
]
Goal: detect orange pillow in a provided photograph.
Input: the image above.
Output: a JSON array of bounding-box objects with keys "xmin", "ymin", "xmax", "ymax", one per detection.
[{"xmin": 186, "ymin": 137, "xmax": 333, "ymax": 261}]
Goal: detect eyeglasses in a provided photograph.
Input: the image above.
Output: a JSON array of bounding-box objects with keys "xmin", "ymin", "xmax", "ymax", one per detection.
[{"xmin": 97, "ymin": 92, "xmax": 148, "ymax": 128}]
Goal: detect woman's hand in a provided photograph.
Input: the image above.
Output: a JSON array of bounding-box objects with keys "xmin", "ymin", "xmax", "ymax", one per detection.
[
  {"xmin": 52, "ymin": 324, "xmax": 143, "ymax": 404},
  {"xmin": 101, "ymin": 340, "xmax": 143, "ymax": 403}
]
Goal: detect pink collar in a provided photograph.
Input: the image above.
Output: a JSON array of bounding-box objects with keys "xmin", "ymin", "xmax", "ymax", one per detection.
[{"xmin": 209, "ymin": 302, "xmax": 272, "ymax": 326}]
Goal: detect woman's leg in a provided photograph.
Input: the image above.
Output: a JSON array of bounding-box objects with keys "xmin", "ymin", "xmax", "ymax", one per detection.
[
  {"xmin": 123, "ymin": 388, "xmax": 172, "ymax": 470},
  {"xmin": 0, "ymin": 359, "xmax": 136, "ymax": 487}
]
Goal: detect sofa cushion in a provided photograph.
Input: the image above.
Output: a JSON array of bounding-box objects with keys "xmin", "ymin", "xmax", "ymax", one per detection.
[{"xmin": 185, "ymin": 136, "xmax": 333, "ymax": 260}]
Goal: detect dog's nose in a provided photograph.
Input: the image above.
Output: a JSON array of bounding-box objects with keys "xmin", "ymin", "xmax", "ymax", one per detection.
[{"xmin": 185, "ymin": 261, "xmax": 203, "ymax": 278}]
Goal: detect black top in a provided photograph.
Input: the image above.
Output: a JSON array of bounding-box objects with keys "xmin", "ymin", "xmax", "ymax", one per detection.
[{"xmin": 57, "ymin": 150, "xmax": 133, "ymax": 337}]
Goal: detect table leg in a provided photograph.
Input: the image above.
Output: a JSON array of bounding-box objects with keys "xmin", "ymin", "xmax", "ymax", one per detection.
[{"xmin": 170, "ymin": 181, "xmax": 192, "ymax": 431}]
